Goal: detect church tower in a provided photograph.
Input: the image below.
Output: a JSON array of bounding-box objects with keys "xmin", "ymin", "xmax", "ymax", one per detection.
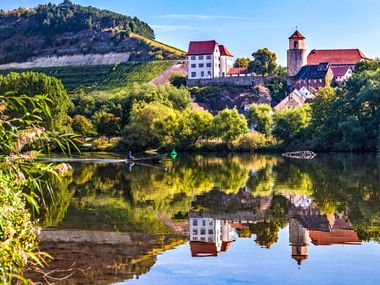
[{"xmin": 287, "ymin": 30, "xmax": 307, "ymax": 76}]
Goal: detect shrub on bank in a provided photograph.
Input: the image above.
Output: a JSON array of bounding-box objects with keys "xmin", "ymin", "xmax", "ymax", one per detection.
[{"xmin": 233, "ymin": 132, "xmax": 273, "ymax": 152}]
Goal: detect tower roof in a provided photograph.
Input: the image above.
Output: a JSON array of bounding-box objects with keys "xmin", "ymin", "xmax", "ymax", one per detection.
[{"xmin": 289, "ymin": 30, "xmax": 305, "ymax": 40}]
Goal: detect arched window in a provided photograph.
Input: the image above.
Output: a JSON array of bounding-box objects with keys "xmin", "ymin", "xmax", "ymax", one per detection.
[{"xmin": 294, "ymin": 41, "xmax": 298, "ymax": 49}]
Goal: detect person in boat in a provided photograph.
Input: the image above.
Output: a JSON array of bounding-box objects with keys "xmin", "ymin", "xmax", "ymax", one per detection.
[{"xmin": 127, "ymin": 150, "xmax": 135, "ymax": 160}]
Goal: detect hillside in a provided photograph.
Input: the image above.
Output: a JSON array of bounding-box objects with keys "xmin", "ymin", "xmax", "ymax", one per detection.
[{"xmin": 0, "ymin": 0, "xmax": 184, "ymax": 65}]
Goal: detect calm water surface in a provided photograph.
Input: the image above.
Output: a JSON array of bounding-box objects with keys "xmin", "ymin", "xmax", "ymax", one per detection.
[{"xmin": 29, "ymin": 153, "xmax": 380, "ymax": 285}]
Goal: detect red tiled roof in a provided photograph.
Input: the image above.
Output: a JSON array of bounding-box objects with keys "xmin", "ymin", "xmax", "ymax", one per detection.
[
  {"xmin": 227, "ymin": 67, "xmax": 248, "ymax": 75},
  {"xmin": 221, "ymin": 241, "xmax": 234, "ymax": 252},
  {"xmin": 331, "ymin": 65, "xmax": 352, "ymax": 77},
  {"xmin": 190, "ymin": 241, "xmax": 218, "ymax": 257},
  {"xmin": 309, "ymin": 229, "xmax": 361, "ymax": 246},
  {"xmin": 289, "ymin": 30, "xmax": 305, "ymax": 39},
  {"xmin": 307, "ymin": 49, "xmax": 369, "ymax": 65},
  {"xmin": 230, "ymin": 223, "xmax": 249, "ymax": 230},
  {"xmin": 219, "ymin": 45, "xmax": 233, "ymax": 57},
  {"xmin": 188, "ymin": 40, "xmax": 218, "ymax": 55}
]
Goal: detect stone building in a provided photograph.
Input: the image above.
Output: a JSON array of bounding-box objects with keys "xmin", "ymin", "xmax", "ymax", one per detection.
[
  {"xmin": 286, "ymin": 30, "xmax": 369, "ymax": 89},
  {"xmin": 287, "ymin": 30, "xmax": 307, "ymax": 76}
]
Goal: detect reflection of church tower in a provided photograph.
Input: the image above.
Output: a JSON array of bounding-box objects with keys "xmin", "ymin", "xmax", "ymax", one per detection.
[
  {"xmin": 289, "ymin": 218, "xmax": 310, "ymax": 266},
  {"xmin": 287, "ymin": 30, "xmax": 307, "ymax": 76}
]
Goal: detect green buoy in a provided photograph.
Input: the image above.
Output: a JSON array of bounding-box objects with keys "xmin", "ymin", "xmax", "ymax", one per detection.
[{"xmin": 170, "ymin": 149, "xmax": 177, "ymax": 159}]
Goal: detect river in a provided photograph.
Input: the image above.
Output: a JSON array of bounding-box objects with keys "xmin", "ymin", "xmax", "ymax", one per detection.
[{"xmin": 27, "ymin": 153, "xmax": 380, "ymax": 285}]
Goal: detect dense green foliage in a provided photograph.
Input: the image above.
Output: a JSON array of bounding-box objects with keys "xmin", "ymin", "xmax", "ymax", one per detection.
[
  {"xmin": 248, "ymin": 48, "xmax": 278, "ymax": 76},
  {"xmin": 0, "ymin": 92, "xmax": 77, "ymax": 283},
  {"xmin": 213, "ymin": 109, "xmax": 248, "ymax": 143},
  {"xmin": 234, "ymin": 57, "xmax": 250, "ymax": 68},
  {"xmin": 272, "ymin": 105, "xmax": 311, "ymax": 145},
  {"xmin": 246, "ymin": 104, "xmax": 273, "ymax": 136},
  {"xmin": 0, "ymin": 72, "xmax": 73, "ymax": 132}
]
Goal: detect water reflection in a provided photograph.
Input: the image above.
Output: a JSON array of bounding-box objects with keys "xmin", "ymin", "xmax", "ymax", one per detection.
[{"xmin": 29, "ymin": 153, "xmax": 380, "ymax": 284}]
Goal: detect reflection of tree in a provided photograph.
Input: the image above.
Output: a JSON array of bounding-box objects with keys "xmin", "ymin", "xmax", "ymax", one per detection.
[{"xmin": 250, "ymin": 221, "xmax": 282, "ymax": 248}]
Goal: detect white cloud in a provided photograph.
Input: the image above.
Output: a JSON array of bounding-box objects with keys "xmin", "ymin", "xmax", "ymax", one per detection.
[
  {"xmin": 157, "ymin": 14, "xmax": 251, "ymax": 20},
  {"xmin": 151, "ymin": 24, "xmax": 201, "ymax": 32}
]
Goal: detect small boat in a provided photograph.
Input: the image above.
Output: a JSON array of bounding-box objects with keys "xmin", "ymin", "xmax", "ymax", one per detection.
[{"xmin": 126, "ymin": 154, "xmax": 166, "ymax": 164}]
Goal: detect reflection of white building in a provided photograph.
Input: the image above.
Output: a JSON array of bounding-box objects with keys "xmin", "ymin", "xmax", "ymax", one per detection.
[
  {"xmin": 288, "ymin": 194, "xmax": 312, "ymax": 208},
  {"xmin": 189, "ymin": 217, "xmax": 236, "ymax": 256}
]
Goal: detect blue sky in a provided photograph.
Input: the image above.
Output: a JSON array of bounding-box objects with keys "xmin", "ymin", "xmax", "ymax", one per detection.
[{"xmin": 2, "ymin": 0, "xmax": 380, "ymax": 65}]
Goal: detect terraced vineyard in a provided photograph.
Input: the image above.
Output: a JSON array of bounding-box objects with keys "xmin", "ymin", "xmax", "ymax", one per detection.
[
  {"xmin": 0, "ymin": 65, "xmax": 115, "ymax": 91},
  {"xmin": 96, "ymin": 61, "xmax": 176, "ymax": 92},
  {"xmin": 0, "ymin": 60, "xmax": 176, "ymax": 93}
]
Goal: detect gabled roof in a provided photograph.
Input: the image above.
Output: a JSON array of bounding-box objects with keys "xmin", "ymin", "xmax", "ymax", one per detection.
[
  {"xmin": 331, "ymin": 65, "xmax": 352, "ymax": 77},
  {"xmin": 289, "ymin": 30, "xmax": 305, "ymax": 40},
  {"xmin": 274, "ymin": 91, "xmax": 306, "ymax": 111},
  {"xmin": 227, "ymin": 67, "xmax": 248, "ymax": 75},
  {"xmin": 307, "ymin": 49, "xmax": 369, "ymax": 65},
  {"xmin": 219, "ymin": 45, "xmax": 233, "ymax": 57},
  {"xmin": 295, "ymin": 63, "xmax": 331, "ymax": 79},
  {"xmin": 188, "ymin": 40, "xmax": 218, "ymax": 55}
]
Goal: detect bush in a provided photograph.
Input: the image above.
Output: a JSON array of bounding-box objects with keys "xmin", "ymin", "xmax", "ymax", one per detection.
[
  {"xmin": 233, "ymin": 132, "xmax": 269, "ymax": 151},
  {"xmin": 169, "ymin": 74, "xmax": 187, "ymax": 88},
  {"xmin": 92, "ymin": 136, "xmax": 110, "ymax": 149}
]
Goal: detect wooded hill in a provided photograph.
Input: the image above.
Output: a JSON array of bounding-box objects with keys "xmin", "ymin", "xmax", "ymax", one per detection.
[{"xmin": 0, "ymin": 0, "xmax": 185, "ymax": 64}]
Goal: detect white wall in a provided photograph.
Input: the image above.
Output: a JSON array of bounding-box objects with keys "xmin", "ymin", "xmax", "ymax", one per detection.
[
  {"xmin": 220, "ymin": 55, "xmax": 233, "ymax": 77},
  {"xmin": 188, "ymin": 45, "xmax": 220, "ymax": 79}
]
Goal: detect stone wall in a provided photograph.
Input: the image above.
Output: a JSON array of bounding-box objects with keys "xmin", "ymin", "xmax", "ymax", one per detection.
[
  {"xmin": 0, "ymin": 52, "xmax": 131, "ymax": 70},
  {"xmin": 187, "ymin": 75, "xmax": 277, "ymax": 87}
]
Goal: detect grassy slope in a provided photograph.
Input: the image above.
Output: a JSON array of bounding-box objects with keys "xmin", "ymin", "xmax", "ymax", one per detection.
[{"xmin": 130, "ymin": 33, "xmax": 186, "ymax": 56}]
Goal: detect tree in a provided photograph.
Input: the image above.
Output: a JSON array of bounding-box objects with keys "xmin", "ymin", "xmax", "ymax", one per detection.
[
  {"xmin": 246, "ymin": 104, "xmax": 273, "ymax": 136},
  {"xmin": 248, "ymin": 48, "xmax": 278, "ymax": 76},
  {"xmin": 310, "ymin": 86, "xmax": 336, "ymax": 139},
  {"xmin": 212, "ymin": 109, "xmax": 248, "ymax": 144},
  {"xmin": 169, "ymin": 74, "xmax": 187, "ymax": 88},
  {"xmin": 265, "ymin": 77, "xmax": 287, "ymax": 104},
  {"xmin": 93, "ymin": 112, "xmax": 121, "ymax": 139},
  {"xmin": 122, "ymin": 102, "xmax": 174, "ymax": 149},
  {"xmin": 234, "ymin": 57, "xmax": 250, "ymax": 68},
  {"xmin": 272, "ymin": 105, "xmax": 311, "ymax": 144},
  {"xmin": 72, "ymin": 115, "xmax": 96, "ymax": 137},
  {"xmin": 0, "ymin": 72, "xmax": 73, "ymax": 132}
]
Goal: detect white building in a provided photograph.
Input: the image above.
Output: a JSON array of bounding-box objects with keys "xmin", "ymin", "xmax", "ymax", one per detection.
[
  {"xmin": 187, "ymin": 40, "xmax": 233, "ymax": 80},
  {"xmin": 189, "ymin": 217, "xmax": 236, "ymax": 256},
  {"xmin": 219, "ymin": 45, "xmax": 234, "ymax": 77}
]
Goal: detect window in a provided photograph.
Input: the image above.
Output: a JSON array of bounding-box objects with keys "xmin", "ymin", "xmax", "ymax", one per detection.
[
  {"xmin": 206, "ymin": 63, "xmax": 212, "ymax": 68},
  {"xmin": 192, "ymin": 219, "xmax": 198, "ymax": 226},
  {"xmin": 200, "ymin": 229, "xmax": 206, "ymax": 235},
  {"xmin": 202, "ymin": 220, "xmax": 206, "ymax": 226},
  {"xmin": 191, "ymin": 56, "xmax": 196, "ymax": 60},
  {"xmin": 208, "ymin": 71, "xmax": 211, "ymax": 76},
  {"xmin": 294, "ymin": 41, "xmax": 298, "ymax": 49},
  {"xmin": 208, "ymin": 229, "xmax": 213, "ymax": 235},
  {"xmin": 193, "ymin": 237, "xmax": 198, "ymax": 241},
  {"xmin": 199, "ymin": 63, "xmax": 204, "ymax": 68},
  {"xmin": 200, "ymin": 237, "xmax": 206, "ymax": 241},
  {"xmin": 193, "ymin": 229, "xmax": 198, "ymax": 235},
  {"xmin": 206, "ymin": 55, "xmax": 212, "ymax": 60},
  {"xmin": 191, "ymin": 72, "xmax": 196, "ymax": 78},
  {"xmin": 198, "ymin": 55, "xmax": 204, "ymax": 60},
  {"xmin": 208, "ymin": 237, "xmax": 213, "ymax": 242},
  {"xmin": 201, "ymin": 71, "xmax": 204, "ymax": 77},
  {"xmin": 191, "ymin": 64, "xmax": 196, "ymax": 68},
  {"xmin": 209, "ymin": 220, "xmax": 213, "ymax": 226}
]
